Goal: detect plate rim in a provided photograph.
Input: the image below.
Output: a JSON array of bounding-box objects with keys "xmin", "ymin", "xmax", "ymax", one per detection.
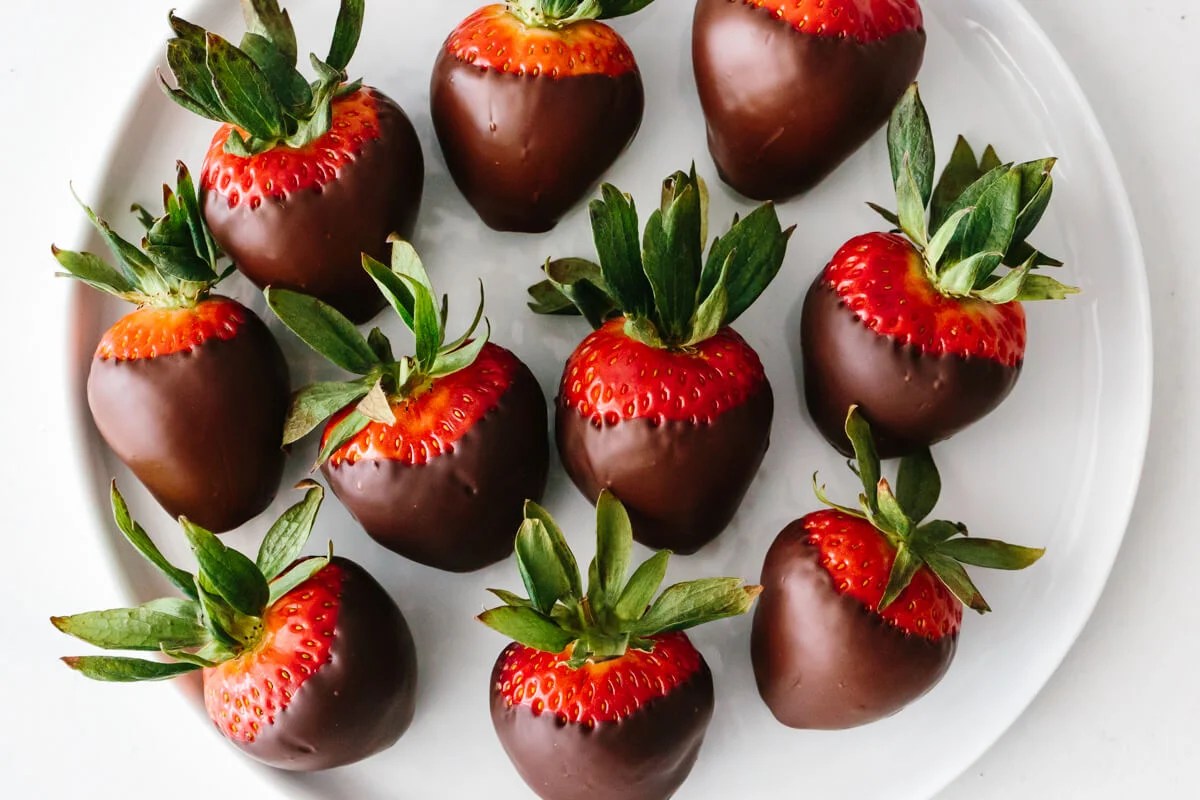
[{"xmin": 59, "ymin": 0, "xmax": 1154, "ymax": 797}]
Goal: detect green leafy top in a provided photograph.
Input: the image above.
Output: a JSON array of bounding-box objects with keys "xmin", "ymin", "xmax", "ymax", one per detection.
[
  {"xmin": 52, "ymin": 482, "xmax": 330, "ymax": 683},
  {"xmin": 815, "ymin": 407, "xmax": 1045, "ymax": 614},
  {"xmin": 505, "ymin": 0, "xmax": 656, "ymax": 28},
  {"xmin": 160, "ymin": 0, "xmax": 365, "ymax": 156},
  {"xmin": 528, "ymin": 165, "xmax": 794, "ymax": 349},
  {"xmin": 267, "ymin": 237, "xmax": 489, "ymax": 467},
  {"xmin": 871, "ymin": 83, "xmax": 1080, "ymax": 304},
  {"xmin": 479, "ymin": 491, "xmax": 761, "ymax": 666},
  {"xmin": 52, "ymin": 162, "xmax": 228, "ymax": 309}
]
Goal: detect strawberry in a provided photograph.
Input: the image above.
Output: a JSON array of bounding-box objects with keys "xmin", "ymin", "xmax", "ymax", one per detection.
[
  {"xmin": 53, "ymin": 483, "xmax": 417, "ymax": 771},
  {"xmin": 431, "ymin": 1, "xmax": 654, "ymax": 233},
  {"xmin": 267, "ymin": 239, "xmax": 549, "ymax": 572},
  {"xmin": 802, "ymin": 84, "xmax": 1079, "ymax": 458},
  {"xmin": 693, "ymin": 0, "xmax": 926, "ymax": 200},
  {"xmin": 480, "ymin": 492, "xmax": 760, "ymax": 800},
  {"xmin": 529, "ymin": 166, "xmax": 793, "ymax": 553},
  {"xmin": 161, "ymin": 1, "xmax": 424, "ymax": 323},
  {"xmin": 54, "ymin": 163, "xmax": 288, "ymax": 533},
  {"xmin": 752, "ymin": 407, "xmax": 1044, "ymax": 729}
]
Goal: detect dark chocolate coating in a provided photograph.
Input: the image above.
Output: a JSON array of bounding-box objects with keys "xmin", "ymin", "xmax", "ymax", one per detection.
[
  {"xmin": 556, "ymin": 382, "xmax": 773, "ymax": 554},
  {"xmin": 86, "ymin": 302, "xmax": 288, "ymax": 533},
  {"xmin": 752, "ymin": 521, "xmax": 956, "ymax": 729},
  {"xmin": 203, "ymin": 89, "xmax": 425, "ymax": 324},
  {"xmin": 430, "ymin": 56, "xmax": 644, "ymax": 233},
  {"xmin": 323, "ymin": 362, "xmax": 549, "ymax": 572},
  {"xmin": 233, "ymin": 557, "xmax": 418, "ymax": 770},
  {"xmin": 692, "ymin": 0, "xmax": 926, "ymax": 200},
  {"xmin": 490, "ymin": 648, "xmax": 714, "ymax": 800},
  {"xmin": 801, "ymin": 277, "xmax": 1022, "ymax": 459}
]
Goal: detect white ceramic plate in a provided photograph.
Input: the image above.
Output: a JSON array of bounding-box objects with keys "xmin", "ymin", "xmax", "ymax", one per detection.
[{"xmin": 65, "ymin": 0, "xmax": 1151, "ymax": 797}]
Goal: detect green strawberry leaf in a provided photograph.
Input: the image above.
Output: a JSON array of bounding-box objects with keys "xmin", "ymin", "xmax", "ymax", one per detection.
[
  {"xmin": 367, "ymin": 327, "xmax": 395, "ymax": 363},
  {"xmin": 441, "ymin": 280, "xmax": 487, "ymax": 354},
  {"xmin": 590, "ymin": 185, "xmax": 651, "ymax": 319},
  {"xmin": 267, "ymin": 287, "xmax": 380, "ymax": 375},
  {"xmin": 614, "ymin": 550, "xmax": 670, "ymax": 622},
  {"xmin": 888, "ymin": 83, "xmax": 936, "ymax": 207},
  {"xmin": 395, "ymin": 273, "xmax": 443, "ymax": 372},
  {"xmin": 516, "ymin": 519, "xmax": 574, "ymax": 615},
  {"xmin": 930, "ymin": 135, "xmax": 982, "ymax": 230},
  {"xmin": 938, "ymin": 251, "xmax": 1003, "ymax": 297},
  {"xmin": 924, "ymin": 207, "xmax": 971, "ymax": 273},
  {"xmin": 699, "ymin": 202, "xmax": 791, "ymax": 327},
  {"xmin": 1014, "ymin": 273, "xmax": 1080, "ymax": 301},
  {"xmin": 973, "ymin": 258, "xmax": 1033, "ymax": 304},
  {"xmin": 428, "ymin": 321, "xmax": 489, "ymax": 379},
  {"xmin": 896, "ymin": 156, "xmax": 929, "ymax": 247},
  {"xmin": 530, "ymin": 259, "xmax": 617, "ymax": 329},
  {"xmin": 959, "ymin": 168, "xmax": 1021, "ymax": 278},
  {"xmin": 935, "ymin": 538, "xmax": 1045, "ymax": 570},
  {"xmin": 205, "ymin": 31, "xmax": 285, "ymax": 142},
  {"xmin": 241, "ymin": 0, "xmax": 297, "ymax": 66},
  {"xmin": 51, "ymin": 602, "xmax": 208, "ymax": 652},
  {"xmin": 51, "ymin": 246, "xmax": 137, "ymax": 298},
  {"xmin": 590, "ymin": 491, "xmax": 633, "ymax": 612},
  {"xmin": 389, "ymin": 237, "xmax": 435, "ymax": 302},
  {"xmin": 181, "ymin": 519, "xmax": 269, "ymax": 618},
  {"xmin": 845, "ymin": 407, "xmax": 882, "ymax": 514},
  {"xmin": 284, "ymin": 379, "xmax": 372, "ymax": 445},
  {"xmin": 875, "ymin": 479, "xmax": 912, "ymax": 537},
  {"xmin": 641, "ymin": 171, "xmax": 703, "ymax": 342},
  {"xmin": 878, "ymin": 543, "xmax": 922, "ymax": 611},
  {"xmin": 488, "ymin": 589, "xmax": 533, "ymax": 608},
  {"xmin": 61, "ymin": 656, "xmax": 200, "ymax": 683},
  {"xmin": 268, "ymin": 554, "xmax": 331, "ymax": 605},
  {"xmin": 313, "ymin": 408, "xmax": 371, "ymax": 467},
  {"xmin": 110, "ymin": 483, "xmax": 197, "ymax": 600},
  {"xmin": 256, "ymin": 483, "xmax": 324, "ymax": 580},
  {"xmin": 524, "ymin": 501, "xmax": 583, "ymax": 598},
  {"xmin": 239, "ymin": 32, "xmax": 312, "ymax": 114},
  {"xmin": 867, "ymin": 202, "xmax": 902, "ymax": 228},
  {"xmin": 895, "ymin": 448, "xmax": 941, "ymax": 524},
  {"xmin": 597, "ymin": 0, "xmax": 657, "ymax": 19},
  {"xmin": 915, "ymin": 519, "xmax": 969, "ymax": 547},
  {"xmin": 326, "ymin": 0, "xmax": 365, "ymax": 72},
  {"xmin": 193, "ymin": 575, "xmax": 246, "ymax": 649},
  {"xmin": 924, "ymin": 552, "xmax": 990, "ymax": 612},
  {"xmin": 686, "ymin": 251, "xmax": 730, "ymax": 346},
  {"xmin": 631, "ymin": 578, "xmax": 761, "ymax": 636},
  {"xmin": 163, "ymin": 36, "xmax": 225, "ymax": 122},
  {"xmin": 363, "ymin": 253, "xmax": 416, "ymax": 330},
  {"xmin": 478, "ymin": 606, "xmax": 576, "ymax": 654}
]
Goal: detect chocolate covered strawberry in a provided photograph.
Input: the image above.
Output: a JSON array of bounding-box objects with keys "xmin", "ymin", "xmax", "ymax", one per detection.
[
  {"xmin": 53, "ymin": 482, "xmax": 417, "ymax": 770},
  {"xmin": 752, "ymin": 407, "xmax": 1043, "ymax": 729},
  {"xmin": 268, "ymin": 239, "xmax": 549, "ymax": 572},
  {"xmin": 802, "ymin": 84, "xmax": 1079, "ymax": 458},
  {"xmin": 431, "ymin": 1, "xmax": 654, "ymax": 233},
  {"xmin": 162, "ymin": 0, "xmax": 424, "ymax": 323},
  {"xmin": 54, "ymin": 164, "xmax": 288, "ymax": 533},
  {"xmin": 693, "ymin": 0, "xmax": 926, "ymax": 200},
  {"xmin": 529, "ymin": 166, "xmax": 792, "ymax": 552},
  {"xmin": 481, "ymin": 492, "xmax": 759, "ymax": 800}
]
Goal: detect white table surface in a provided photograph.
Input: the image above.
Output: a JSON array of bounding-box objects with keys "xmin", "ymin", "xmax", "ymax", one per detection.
[{"xmin": 1, "ymin": 1, "xmax": 1194, "ymax": 797}]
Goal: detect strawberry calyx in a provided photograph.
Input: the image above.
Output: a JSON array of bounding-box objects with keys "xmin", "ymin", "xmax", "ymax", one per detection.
[
  {"xmin": 267, "ymin": 238, "xmax": 491, "ymax": 468},
  {"xmin": 528, "ymin": 165, "xmax": 794, "ymax": 350},
  {"xmin": 479, "ymin": 492, "xmax": 761, "ymax": 667},
  {"xmin": 813, "ymin": 406, "xmax": 1045, "ymax": 614},
  {"xmin": 52, "ymin": 162, "xmax": 228, "ymax": 310},
  {"xmin": 160, "ymin": 1, "xmax": 366, "ymax": 156},
  {"xmin": 52, "ymin": 482, "xmax": 331, "ymax": 682},
  {"xmin": 869, "ymin": 84, "xmax": 1079, "ymax": 304},
  {"xmin": 505, "ymin": 0, "xmax": 657, "ymax": 29}
]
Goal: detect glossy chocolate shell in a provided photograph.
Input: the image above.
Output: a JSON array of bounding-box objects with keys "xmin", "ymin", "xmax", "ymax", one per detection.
[
  {"xmin": 556, "ymin": 382, "xmax": 773, "ymax": 554},
  {"xmin": 692, "ymin": 0, "xmax": 926, "ymax": 200},
  {"xmin": 490, "ymin": 648, "xmax": 714, "ymax": 800},
  {"xmin": 430, "ymin": 56, "xmax": 644, "ymax": 233},
  {"xmin": 203, "ymin": 89, "xmax": 425, "ymax": 324},
  {"xmin": 801, "ymin": 277, "xmax": 1022, "ymax": 458},
  {"xmin": 86, "ymin": 302, "xmax": 288, "ymax": 533},
  {"xmin": 323, "ymin": 361, "xmax": 549, "ymax": 572},
  {"xmin": 229, "ymin": 557, "xmax": 418, "ymax": 770},
  {"xmin": 751, "ymin": 521, "xmax": 956, "ymax": 729}
]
